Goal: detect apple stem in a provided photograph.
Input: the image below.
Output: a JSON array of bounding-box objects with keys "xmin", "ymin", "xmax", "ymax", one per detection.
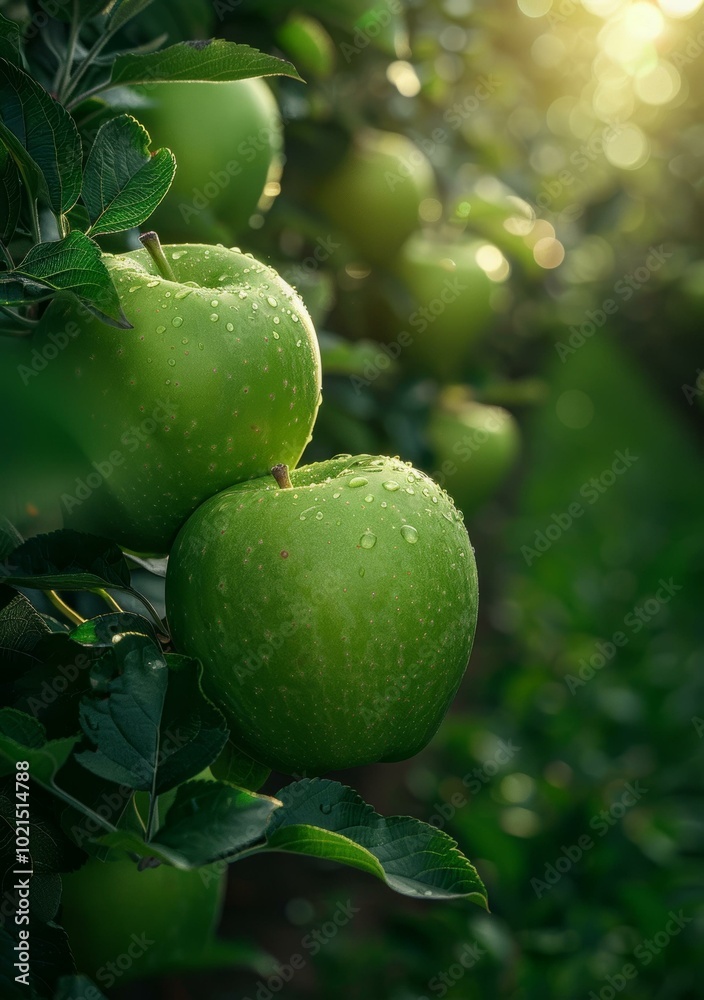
[
  {"xmin": 139, "ymin": 231, "xmax": 176, "ymax": 281},
  {"xmin": 271, "ymin": 464, "xmax": 293, "ymax": 489}
]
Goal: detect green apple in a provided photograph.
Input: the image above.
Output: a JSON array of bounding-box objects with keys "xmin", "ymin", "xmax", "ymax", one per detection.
[
  {"xmin": 393, "ymin": 233, "xmax": 495, "ymax": 381},
  {"xmin": 165, "ymin": 454, "xmax": 478, "ymax": 775},
  {"xmin": 315, "ymin": 129, "xmax": 437, "ymax": 265},
  {"xmin": 428, "ymin": 391, "xmax": 520, "ymax": 516},
  {"xmin": 22, "ymin": 238, "xmax": 322, "ymax": 554},
  {"xmin": 60, "ymin": 855, "xmax": 225, "ymax": 983},
  {"xmin": 138, "ymin": 78, "xmax": 283, "ymax": 242}
]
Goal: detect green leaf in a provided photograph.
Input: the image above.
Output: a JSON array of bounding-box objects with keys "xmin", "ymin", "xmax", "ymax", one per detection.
[
  {"xmin": 211, "ymin": 739, "xmax": 270, "ymax": 793},
  {"xmin": 0, "ymin": 15, "xmax": 21, "ymax": 69},
  {"xmin": 0, "ymin": 585, "xmax": 49, "ymax": 654},
  {"xmin": 0, "ymin": 232, "xmax": 128, "ymax": 327},
  {"xmin": 75, "ymin": 633, "xmax": 169, "ymax": 790},
  {"xmin": 2, "ymin": 529, "xmax": 132, "ymax": 592},
  {"xmin": 153, "ymin": 778, "xmax": 281, "ymax": 866},
  {"xmin": 0, "ymin": 709, "xmax": 78, "ymax": 786},
  {"xmin": 107, "ymin": 0, "xmax": 156, "ymax": 31},
  {"xmin": 265, "ymin": 779, "xmax": 489, "ymax": 905},
  {"xmin": 0, "ymin": 57, "xmax": 82, "ymax": 217},
  {"xmin": 82, "ymin": 114, "xmax": 175, "ymax": 235},
  {"xmin": 109, "ymin": 39, "xmax": 302, "ymax": 88}
]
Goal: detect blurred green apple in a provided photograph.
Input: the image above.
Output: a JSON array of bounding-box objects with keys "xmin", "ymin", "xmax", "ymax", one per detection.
[
  {"xmin": 428, "ymin": 390, "xmax": 520, "ymax": 515},
  {"xmin": 138, "ymin": 78, "xmax": 283, "ymax": 243},
  {"xmin": 315, "ymin": 129, "xmax": 437, "ymax": 265}
]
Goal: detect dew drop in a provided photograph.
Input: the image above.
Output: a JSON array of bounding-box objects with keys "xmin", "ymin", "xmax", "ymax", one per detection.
[
  {"xmin": 406, "ymin": 487, "xmax": 415, "ymax": 495},
  {"xmin": 360, "ymin": 531, "xmax": 377, "ymax": 549},
  {"xmin": 181, "ymin": 337, "xmax": 188, "ymax": 345},
  {"xmin": 432, "ymin": 496, "xmax": 438, "ymax": 504},
  {"xmin": 359, "ymin": 567, "xmax": 366, "ymax": 578},
  {"xmin": 156, "ymin": 325, "xmax": 166, "ymax": 334},
  {"xmin": 401, "ymin": 525, "xmax": 418, "ymax": 544},
  {"xmin": 172, "ymin": 316, "xmax": 183, "ymax": 328},
  {"xmin": 315, "ymin": 511, "xmax": 324, "ymax": 520},
  {"xmin": 380, "ymin": 501, "xmax": 388, "ymax": 508},
  {"xmin": 382, "ymin": 481, "xmax": 400, "ymax": 492},
  {"xmin": 210, "ymin": 313, "xmax": 219, "ymax": 322},
  {"xmin": 171, "ymin": 250, "xmax": 186, "ymax": 260},
  {"xmin": 292, "ymin": 314, "xmax": 299, "ymax": 323},
  {"xmin": 422, "ymin": 487, "xmax": 430, "ymax": 497},
  {"xmin": 198, "ymin": 343, "xmax": 204, "ymax": 350},
  {"xmin": 226, "ymin": 322, "xmax": 234, "ymax": 332},
  {"xmin": 296, "ymin": 339, "xmax": 302, "ymax": 347},
  {"xmin": 273, "ymin": 331, "xmax": 280, "ymax": 340},
  {"xmin": 210, "ymin": 299, "xmax": 219, "ymax": 308},
  {"xmin": 167, "ymin": 358, "xmax": 176, "ymax": 367},
  {"xmin": 320, "ymin": 803, "xmax": 332, "ymax": 815},
  {"xmin": 174, "ymin": 287, "xmax": 192, "ymax": 300},
  {"xmin": 364, "ymin": 495, "xmax": 374, "ymax": 503},
  {"xmin": 348, "ymin": 477, "xmax": 368, "ymax": 488},
  {"xmin": 146, "ymin": 279, "xmax": 159, "ymax": 287},
  {"xmin": 273, "ymin": 316, "xmax": 280, "ymax": 325},
  {"xmin": 238, "ymin": 290, "xmax": 247, "ymax": 300},
  {"xmin": 267, "ymin": 295, "xmax": 277, "ymax": 307}
]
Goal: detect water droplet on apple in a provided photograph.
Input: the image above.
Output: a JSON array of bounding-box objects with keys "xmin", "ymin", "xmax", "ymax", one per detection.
[
  {"xmin": 181, "ymin": 337, "xmax": 188, "ymax": 345},
  {"xmin": 273, "ymin": 331, "xmax": 280, "ymax": 340},
  {"xmin": 238, "ymin": 290, "xmax": 247, "ymax": 299},
  {"xmin": 332, "ymin": 492, "xmax": 341, "ymax": 499},
  {"xmin": 210, "ymin": 313, "xmax": 219, "ymax": 322},
  {"xmin": 348, "ymin": 477, "xmax": 369, "ymax": 488},
  {"xmin": 320, "ymin": 803, "xmax": 332, "ymax": 815},
  {"xmin": 171, "ymin": 251, "xmax": 186, "ymax": 260},
  {"xmin": 167, "ymin": 358, "xmax": 176, "ymax": 367},
  {"xmin": 267, "ymin": 295, "xmax": 277, "ymax": 307},
  {"xmin": 422, "ymin": 487, "xmax": 430, "ymax": 497},
  {"xmin": 382, "ymin": 481, "xmax": 399, "ymax": 492},
  {"xmin": 146, "ymin": 279, "xmax": 159, "ymax": 288},
  {"xmin": 364, "ymin": 495, "xmax": 374, "ymax": 503},
  {"xmin": 406, "ymin": 487, "xmax": 415, "ymax": 495},
  {"xmin": 156, "ymin": 325, "xmax": 165, "ymax": 334},
  {"xmin": 432, "ymin": 496, "xmax": 438, "ymax": 504},
  {"xmin": 210, "ymin": 299, "xmax": 219, "ymax": 308},
  {"xmin": 400, "ymin": 525, "xmax": 418, "ymax": 544},
  {"xmin": 315, "ymin": 511, "xmax": 324, "ymax": 520},
  {"xmin": 292, "ymin": 314, "xmax": 299, "ymax": 323},
  {"xmin": 380, "ymin": 502, "xmax": 388, "ymax": 508},
  {"xmin": 359, "ymin": 567, "xmax": 365, "ymax": 577},
  {"xmin": 174, "ymin": 287, "xmax": 192, "ymax": 300},
  {"xmin": 273, "ymin": 316, "xmax": 280, "ymax": 325},
  {"xmin": 226, "ymin": 322, "xmax": 234, "ymax": 332},
  {"xmin": 360, "ymin": 531, "xmax": 377, "ymax": 549},
  {"xmin": 172, "ymin": 316, "xmax": 183, "ymax": 328}
]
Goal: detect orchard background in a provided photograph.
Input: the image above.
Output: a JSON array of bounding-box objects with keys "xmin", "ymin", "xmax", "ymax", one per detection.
[{"xmin": 1, "ymin": 0, "xmax": 703, "ymax": 998}]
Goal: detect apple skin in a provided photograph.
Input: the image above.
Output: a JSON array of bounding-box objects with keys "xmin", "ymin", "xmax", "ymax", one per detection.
[
  {"xmin": 60, "ymin": 855, "xmax": 225, "ymax": 982},
  {"xmin": 393, "ymin": 234, "xmax": 494, "ymax": 381},
  {"xmin": 428, "ymin": 395, "xmax": 520, "ymax": 516},
  {"xmin": 315, "ymin": 129, "xmax": 437, "ymax": 265},
  {"xmin": 137, "ymin": 78, "xmax": 283, "ymax": 242},
  {"xmin": 23, "ymin": 243, "xmax": 322, "ymax": 554},
  {"xmin": 165, "ymin": 454, "xmax": 478, "ymax": 776}
]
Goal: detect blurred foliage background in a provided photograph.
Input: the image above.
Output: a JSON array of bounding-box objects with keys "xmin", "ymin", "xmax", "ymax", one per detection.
[{"xmin": 6, "ymin": 0, "xmax": 704, "ymax": 995}]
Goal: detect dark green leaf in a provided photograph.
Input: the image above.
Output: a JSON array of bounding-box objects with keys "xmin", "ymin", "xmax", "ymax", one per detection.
[
  {"xmin": 0, "ymin": 585, "xmax": 49, "ymax": 653},
  {"xmin": 0, "ymin": 519, "xmax": 23, "ymax": 562},
  {"xmin": 75, "ymin": 633, "xmax": 169, "ymax": 790},
  {"xmin": 70, "ymin": 612, "xmax": 157, "ymax": 646},
  {"xmin": 265, "ymin": 779, "xmax": 489, "ymax": 905},
  {"xmin": 0, "ymin": 710, "xmax": 78, "ymax": 786},
  {"xmin": 109, "ymin": 39, "xmax": 302, "ymax": 88},
  {"xmin": 82, "ymin": 114, "xmax": 175, "ymax": 235},
  {"xmin": 0, "ymin": 233, "xmax": 128, "ymax": 327},
  {"xmin": 210, "ymin": 739, "xmax": 270, "ymax": 792},
  {"xmin": 0, "ymin": 15, "xmax": 21, "ymax": 68},
  {"xmin": 0, "ymin": 142, "xmax": 19, "ymax": 243},
  {"xmin": 0, "ymin": 57, "xmax": 82, "ymax": 217},
  {"xmin": 152, "ymin": 778, "xmax": 280, "ymax": 866},
  {"xmin": 2, "ymin": 529, "xmax": 132, "ymax": 593},
  {"xmin": 107, "ymin": 0, "xmax": 156, "ymax": 31}
]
